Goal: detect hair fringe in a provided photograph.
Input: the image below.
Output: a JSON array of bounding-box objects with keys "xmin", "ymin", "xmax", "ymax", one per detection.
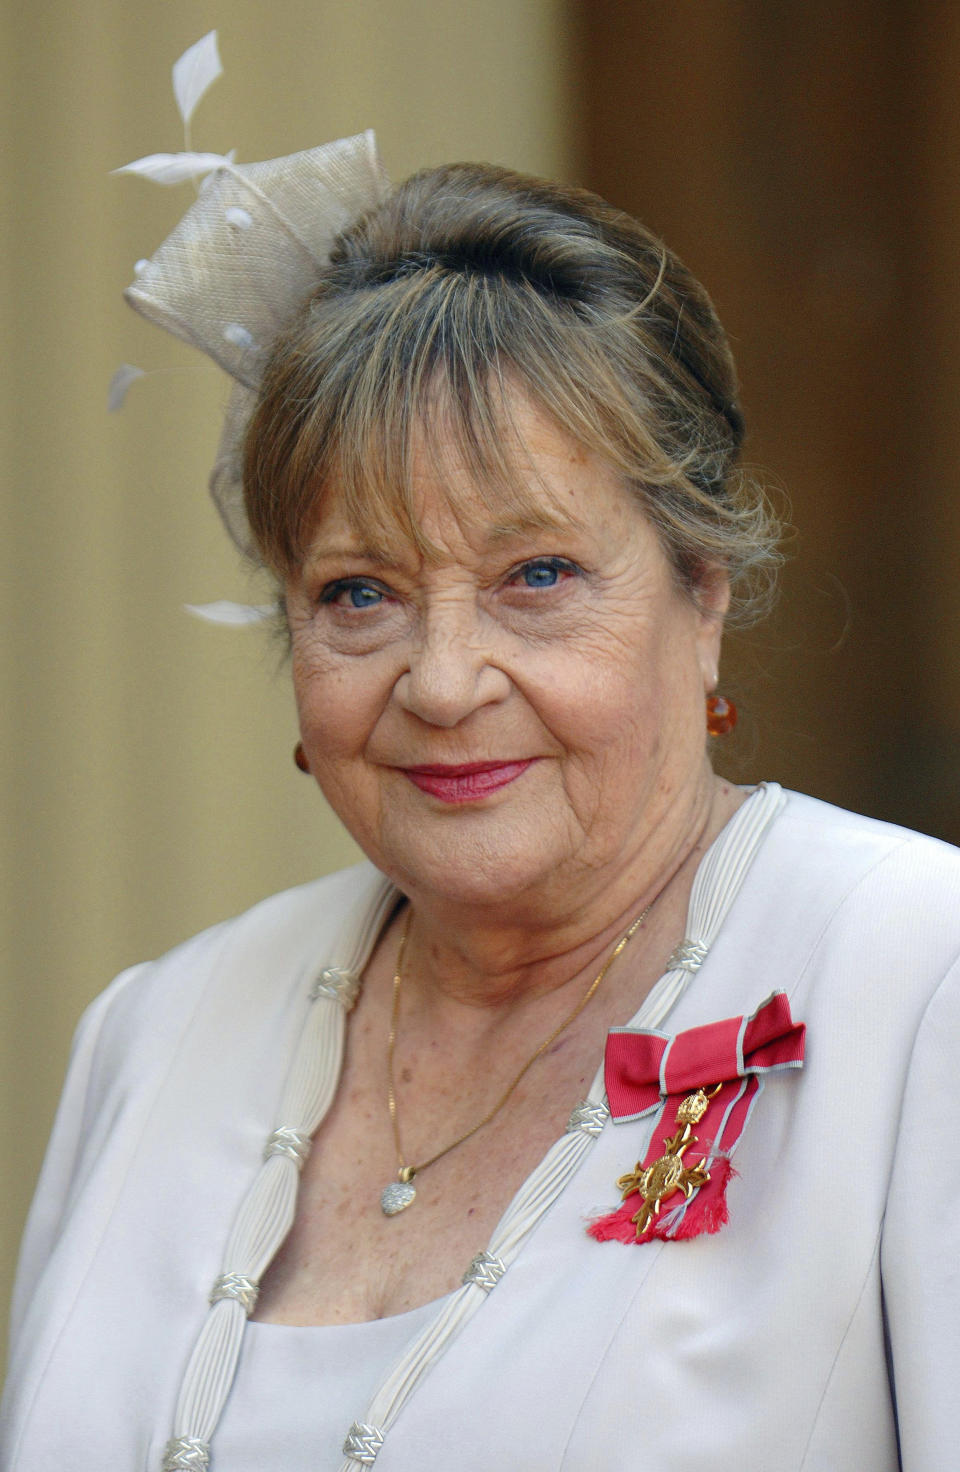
[{"xmin": 244, "ymin": 163, "xmax": 781, "ymax": 623}]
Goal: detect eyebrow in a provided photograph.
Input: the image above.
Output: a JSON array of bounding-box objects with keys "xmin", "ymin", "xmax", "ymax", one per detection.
[
  {"xmin": 304, "ymin": 540, "xmax": 395, "ymax": 566},
  {"xmin": 483, "ymin": 510, "xmax": 581, "ymax": 543},
  {"xmin": 304, "ymin": 505, "xmax": 583, "ymax": 569}
]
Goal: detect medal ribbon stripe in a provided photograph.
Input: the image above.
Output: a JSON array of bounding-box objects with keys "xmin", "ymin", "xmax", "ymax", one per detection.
[
  {"xmin": 605, "ymin": 991, "xmax": 805, "ymax": 1121},
  {"xmin": 592, "ymin": 992, "xmax": 805, "ymax": 1244}
]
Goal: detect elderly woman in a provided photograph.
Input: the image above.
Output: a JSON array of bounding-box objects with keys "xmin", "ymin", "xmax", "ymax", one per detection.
[{"xmin": 2, "ymin": 125, "xmax": 959, "ymax": 1472}]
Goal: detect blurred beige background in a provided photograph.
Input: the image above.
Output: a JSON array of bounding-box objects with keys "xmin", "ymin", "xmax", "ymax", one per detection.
[
  {"xmin": 0, "ymin": 0, "xmax": 574, "ymax": 1360},
  {"xmin": 5, "ymin": 0, "xmax": 960, "ymax": 1370}
]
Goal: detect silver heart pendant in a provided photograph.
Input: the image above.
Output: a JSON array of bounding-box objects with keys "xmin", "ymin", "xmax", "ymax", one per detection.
[{"xmin": 381, "ymin": 1179, "xmax": 417, "ymax": 1216}]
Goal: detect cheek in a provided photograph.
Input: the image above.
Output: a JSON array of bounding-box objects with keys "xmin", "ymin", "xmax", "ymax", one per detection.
[
  {"xmin": 545, "ymin": 622, "xmax": 693, "ymax": 728},
  {"xmin": 292, "ymin": 644, "xmax": 393, "ymax": 758},
  {"xmin": 533, "ymin": 627, "xmax": 708, "ymax": 784}
]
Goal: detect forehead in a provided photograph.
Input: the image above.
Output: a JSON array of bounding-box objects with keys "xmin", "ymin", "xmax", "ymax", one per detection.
[{"xmin": 305, "ymin": 389, "xmax": 630, "ymax": 561}]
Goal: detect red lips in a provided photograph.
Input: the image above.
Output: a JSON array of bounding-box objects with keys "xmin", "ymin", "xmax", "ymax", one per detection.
[{"xmin": 400, "ymin": 759, "xmax": 535, "ymax": 804}]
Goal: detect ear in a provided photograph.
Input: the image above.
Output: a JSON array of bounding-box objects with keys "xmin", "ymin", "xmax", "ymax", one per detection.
[
  {"xmin": 692, "ymin": 562, "xmax": 730, "ymax": 691},
  {"xmin": 692, "ymin": 561, "xmax": 731, "ymax": 619}
]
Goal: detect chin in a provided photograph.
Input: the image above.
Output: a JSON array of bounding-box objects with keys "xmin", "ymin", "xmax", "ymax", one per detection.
[{"xmin": 377, "ymin": 834, "xmax": 559, "ymax": 913}]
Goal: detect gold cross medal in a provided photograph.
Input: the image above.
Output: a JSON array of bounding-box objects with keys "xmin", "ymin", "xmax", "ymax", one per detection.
[
  {"xmin": 593, "ymin": 993, "xmax": 807, "ymax": 1245},
  {"xmin": 614, "ymin": 1086, "xmax": 719, "ymax": 1238}
]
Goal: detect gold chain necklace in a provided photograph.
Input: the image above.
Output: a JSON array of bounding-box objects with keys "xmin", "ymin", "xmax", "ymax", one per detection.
[{"xmin": 380, "ymin": 901, "xmax": 654, "ymax": 1215}]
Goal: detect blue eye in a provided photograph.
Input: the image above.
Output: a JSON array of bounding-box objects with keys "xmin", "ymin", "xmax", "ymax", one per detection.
[
  {"xmin": 517, "ymin": 558, "xmax": 574, "ymax": 588},
  {"xmin": 321, "ymin": 579, "xmax": 384, "ymax": 609},
  {"xmin": 348, "ymin": 584, "xmax": 382, "ymax": 608}
]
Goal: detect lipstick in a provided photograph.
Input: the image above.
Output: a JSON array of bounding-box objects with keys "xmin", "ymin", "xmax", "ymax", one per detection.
[{"xmin": 401, "ymin": 759, "xmax": 534, "ymax": 804}]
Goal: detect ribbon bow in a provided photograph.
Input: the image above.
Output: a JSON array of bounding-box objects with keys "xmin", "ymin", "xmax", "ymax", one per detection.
[
  {"xmin": 605, "ymin": 990, "xmax": 805, "ymax": 1121},
  {"xmin": 590, "ymin": 993, "xmax": 805, "ymax": 1245}
]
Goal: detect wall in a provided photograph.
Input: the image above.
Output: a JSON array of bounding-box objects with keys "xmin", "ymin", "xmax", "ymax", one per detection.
[
  {"xmin": 573, "ymin": 0, "xmax": 960, "ymax": 840},
  {"xmin": 0, "ymin": 0, "xmax": 574, "ymax": 1356}
]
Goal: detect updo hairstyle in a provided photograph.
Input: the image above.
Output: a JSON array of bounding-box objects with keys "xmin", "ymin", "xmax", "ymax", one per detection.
[{"xmin": 243, "ymin": 163, "xmax": 779, "ymax": 617}]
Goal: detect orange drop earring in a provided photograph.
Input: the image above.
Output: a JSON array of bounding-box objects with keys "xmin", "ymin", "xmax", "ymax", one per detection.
[
  {"xmin": 706, "ymin": 694, "xmax": 737, "ymax": 737},
  {"xmin": 293, "ymin": 742, "xmax": 310, "ymax": 773}
]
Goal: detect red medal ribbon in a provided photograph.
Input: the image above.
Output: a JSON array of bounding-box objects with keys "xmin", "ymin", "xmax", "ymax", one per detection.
[{"xmin": 590, "ymin": 992, "xmax": 805, "ymax": 1245}]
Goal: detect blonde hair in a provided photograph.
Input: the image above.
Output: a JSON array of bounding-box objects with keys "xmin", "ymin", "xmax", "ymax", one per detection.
[{"xmin": 244, "ymin": 162, "xmax": 779, "ymax": 616}]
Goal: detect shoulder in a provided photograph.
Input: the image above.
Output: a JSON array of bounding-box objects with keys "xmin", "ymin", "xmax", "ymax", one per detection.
[
  {"xmin": 3, "ymin": 863, "xmax": 397, "ymax": 1421},
  {"xmin": 699, "ymin": 786, "xmax": 960, "ymax": 1039},
  {"xmin": 22, "ymin": 862, "xmax": 396, "ymax": 1265},
  {"xmin": 776, "ymin": 784, "xmax": 960, "ymax": 855},
  {"xmin": 116, "ymin": 858, "xmax": 390, "ymax": 992},
  {"xmin": 769, "ymin": 786, "xmax": 960, "ymax": 915},
  {"xmin": 76, "ymin": 861, "xmax": 395, "ymax": 1107},
  {"xmin": 739, "ymin": 787, "xmax": 960, "ymax": 1031}
]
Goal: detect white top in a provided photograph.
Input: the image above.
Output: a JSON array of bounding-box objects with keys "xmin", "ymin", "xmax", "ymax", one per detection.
[
  {"xmin": 216, "ymin": 1303, "xmax": 444, "ymax": 1472},
  {"xmin": 3, "ymin": 788, "xmax": 960, "ymax": 1471}
]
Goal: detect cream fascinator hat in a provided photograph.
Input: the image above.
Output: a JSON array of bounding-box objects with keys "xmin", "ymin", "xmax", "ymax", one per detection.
[{"xmin": 112, "ymin": 32, "xmax": 389, "ymax": 590}]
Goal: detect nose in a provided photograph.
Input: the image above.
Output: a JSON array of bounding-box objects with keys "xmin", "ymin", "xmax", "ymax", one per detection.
[{"xmin": 393, "ymin": 605, "xmax": 512, "ymax": 728}]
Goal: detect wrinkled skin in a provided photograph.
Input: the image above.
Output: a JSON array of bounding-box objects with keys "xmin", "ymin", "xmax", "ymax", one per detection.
[
  {"xmin": 254, "ymin": 394, "xmax": 740, "ymax": 1324},
  {"xmin": 284, "ymin": 392, "xmax": 730, "ymax": 980}
]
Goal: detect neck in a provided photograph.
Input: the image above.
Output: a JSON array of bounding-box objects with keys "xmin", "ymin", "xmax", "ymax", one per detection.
[{"xmin": 395, "ymin": 771, "xmax": 743, "ymax": 1015}]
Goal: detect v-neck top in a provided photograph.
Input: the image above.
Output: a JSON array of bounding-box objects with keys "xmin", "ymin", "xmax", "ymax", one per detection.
[
  {"xmin": 4, "ymin": 788, "xmax": 960, "ymax": 1471},
  {"xmin": 215, "ymin": 1301, "xmax": 446, "ymax": 1471}
]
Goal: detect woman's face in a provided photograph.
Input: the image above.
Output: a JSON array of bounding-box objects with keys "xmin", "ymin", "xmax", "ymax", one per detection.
[{"xmin": 285, "ymin": 395, "xmax": 727, "ymax": 913}]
